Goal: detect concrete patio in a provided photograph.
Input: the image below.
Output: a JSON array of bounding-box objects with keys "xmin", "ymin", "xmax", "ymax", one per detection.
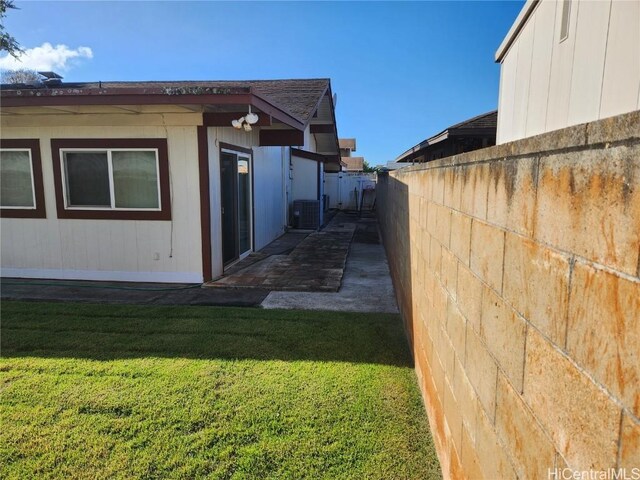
[
  {"xmin": 1, "ymin": 212, "xmax": 398, "ymax": 313},
  {"xmin": 206, "ymin": 213, "xmax": 356, "ymax": 292},
  {"xmin": 261, "ymin": 213, "xmax": 398, "ymax": 313}
]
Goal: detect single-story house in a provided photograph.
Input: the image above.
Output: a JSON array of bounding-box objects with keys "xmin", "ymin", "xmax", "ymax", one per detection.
[
  {"xmin": 0, "ymin": 77, "xmax": 340, "ymax": 283},
  {"xmin": 495, "ymin": 0, "xmax": 640, "ymax": 143},
  {"xmin": 395, "ymin": 110, "xmax": 497, "ymax": 164}
]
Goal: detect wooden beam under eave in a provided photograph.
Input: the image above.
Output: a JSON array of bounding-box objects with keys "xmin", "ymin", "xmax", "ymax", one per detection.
[
  {"xmin": 259, "ymin": 129, "xmax": 304, "ymax": 147},
  {"xmin": 310, "ymin": 123, "xmax": 335, "ymax": 134},
  {"xmin": 322, "ymin": 154, "xmax": 341, "ymax": 163},
  {"xmin": 203, "ymin": 112, "xmax": 272, "ymax": 127}
]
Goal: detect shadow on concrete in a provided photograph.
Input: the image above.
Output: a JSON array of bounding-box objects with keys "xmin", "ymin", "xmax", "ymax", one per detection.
[
  {"xmin": 1, "ymin": 300, "xmax": 412, "ymax": 367},
  {"xmin": 0, "ymin": 278, "xmax": 269, "ymax": 307}
]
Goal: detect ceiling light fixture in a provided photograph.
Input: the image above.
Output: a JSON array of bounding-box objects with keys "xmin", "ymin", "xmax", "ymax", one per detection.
[{"xmin": 232, "ymin": 106, "xmax": 259, "ymax": 131}]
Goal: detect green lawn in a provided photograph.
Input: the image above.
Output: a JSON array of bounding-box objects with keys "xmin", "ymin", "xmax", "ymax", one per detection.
[{"xmin": 0, "ymin": 301, "xmax": 441, "ymax": 479}]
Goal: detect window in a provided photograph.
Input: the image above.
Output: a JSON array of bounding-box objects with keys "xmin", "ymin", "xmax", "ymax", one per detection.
[
  {"xmin": 51, "ymin": 139, "xmax": 171, "ymax": 220},
  {"xmin": 560, "ymin": 0, "xmax": 571, "ymax": 42},
  {"xmin": 0, "ymin": 139, "xmax": 46, "ymax": 218},
  {"xmin": 62, "ymin": 150, "xmax": 160, "ymax": 209}
]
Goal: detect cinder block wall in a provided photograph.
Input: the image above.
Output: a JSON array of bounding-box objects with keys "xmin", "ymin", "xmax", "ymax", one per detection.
[{"xmin": 377, "ymin": 111, "xmax": 639, "ymax": 479}]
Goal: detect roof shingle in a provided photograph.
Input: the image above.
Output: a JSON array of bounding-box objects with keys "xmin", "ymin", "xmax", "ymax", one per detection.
[{"xmin": 0, "ymin": 78, "xmax": 331, "ymax": 125}]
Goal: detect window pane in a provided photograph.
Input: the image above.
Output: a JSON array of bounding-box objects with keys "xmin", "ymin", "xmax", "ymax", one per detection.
[
  {"xmin": 112, "ymin": 151, "xmax": 159, "ymax": 209},
  {"xmin": 64, "ymin": 152, "xmax": 111, "ymax": 207},
  {"xmin": 0, "ymin": 150, "xmax": 35, "ymax": 207}
]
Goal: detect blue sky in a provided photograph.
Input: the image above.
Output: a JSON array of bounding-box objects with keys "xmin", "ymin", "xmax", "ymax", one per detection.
[{"xmin": 2, "ymin": 1, "xmax": 524, "ymax": 166}]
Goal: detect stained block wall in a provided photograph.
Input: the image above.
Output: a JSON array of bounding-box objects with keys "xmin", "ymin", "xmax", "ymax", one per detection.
[{"xmin": 378, "ymin": 111, "xmax": 640, "ymax": 479}]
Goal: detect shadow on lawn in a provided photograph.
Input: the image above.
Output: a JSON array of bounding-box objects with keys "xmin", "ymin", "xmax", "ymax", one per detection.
[{"xmin": 1, "ymin": 301, "xmax": 413, "ymax": 367}]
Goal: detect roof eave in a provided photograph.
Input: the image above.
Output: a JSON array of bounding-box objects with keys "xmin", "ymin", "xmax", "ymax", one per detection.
[
  {"xmin": 0, "ymin": 88, "xmax": 306, "ymax": 131},
  {"xmin": 324, "ymin": 83, "xmax": 341, "ymax": 157},
  {"xmin": 449, "ymin": 127, "xmax": 496, "ymax": 137},
  {"xmin": 495, "ymin": 0, "xmax": 539, "ymax": 63},
  {"xmin": 250, "ymin": 92, "xmax": 305, "ymax": 130}
]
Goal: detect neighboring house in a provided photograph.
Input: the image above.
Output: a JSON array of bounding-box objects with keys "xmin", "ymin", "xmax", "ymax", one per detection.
[
  {"xmin": 395, "ymin": 110, "xmax": 497, "ymax": 164},
  {"xmin": 0, "ymin": 78, "xmax": 340, "ymax": 283},
  {"xmin": 338, "ymin": 138, "xmax": 365, "ymax": 172},
  {"xmin": 341, "ymin": 157, "xmax": 364, "ymax": 172},
  {"xmin": 495, "ymin": 0, "xmax": 640, "ymax": 143},
  {"xmin": 339, "ymin": 138, "xmax": 356, "ymax": 158},
  {"xmin": 384, "ymin": 161, "xmax": 406, "ymax": 171}
]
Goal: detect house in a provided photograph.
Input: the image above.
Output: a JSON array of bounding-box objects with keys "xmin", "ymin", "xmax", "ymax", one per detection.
[
  {"xmin": 395, "ymin": 110, "xmax": 497, "ymax": 164},
  {"xmin": 495, "ymin": 0, "xmax": 640, "ymax": 143},
  {"xmin": 0, "ymin": 77, "xmax": 340, "ymax": 283},
  {"xmin": 338, "ymin": 138, "xmax": 365, "ymax": 172},
  {"xmin": 384, "ymin": 161, "xmax": 406, "ymax": 171}
]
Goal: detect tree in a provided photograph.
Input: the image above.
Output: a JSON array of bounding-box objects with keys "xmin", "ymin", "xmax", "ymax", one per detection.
[
  {"xmin": 1, "ymin": 68, "xmax": 40, "ymax": 84},
  {"xmin": 1, "ymin": 0, "xmax": 22, "ymax": 59},
  {"xmin": 362, "ymin": 160, "xmax": 376, "ymax": 173}
]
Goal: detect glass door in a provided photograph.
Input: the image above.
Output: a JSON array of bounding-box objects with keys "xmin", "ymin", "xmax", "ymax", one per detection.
[
  {"xmin": 220, "ymin": 152, "xmax": 237, "ymax": 265},
  {"xmin": 220, "ymin": 150, "xmax": 252, "ymax": 267}
]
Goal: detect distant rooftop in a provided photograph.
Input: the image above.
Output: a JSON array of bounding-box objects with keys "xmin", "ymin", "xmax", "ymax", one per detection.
[
  {"xmin": 341, "ymin": 157, "xmax": 364, "ymax": 172},
  {"xmin": 339, "ymin": 138, "xmax": 356, "ymax": 151},
  {"xmin": 396, "ymin": 110, "xmax": 497, "ymax": 162}
]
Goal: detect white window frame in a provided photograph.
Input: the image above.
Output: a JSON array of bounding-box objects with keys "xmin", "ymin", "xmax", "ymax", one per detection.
[
  {"xmin": 60, "ymin": 148, "xmax": 162, "ymax": 211},
  {"xmin": 237, "ymin": 154, "xmax": 253, "ymax": 259},
  {"xmin": 0, "ymin": 148, "xmax": 37, "ymax": 210}
]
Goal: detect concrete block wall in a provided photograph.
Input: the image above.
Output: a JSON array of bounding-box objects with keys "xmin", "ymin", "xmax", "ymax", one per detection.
[{"xmin": 377, "ymin": 111, "xmax": 640, "ymax": 479}]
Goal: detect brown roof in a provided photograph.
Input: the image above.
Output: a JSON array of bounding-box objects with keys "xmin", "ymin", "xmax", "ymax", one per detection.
[
  {"xmin": 0, "ymin": 78, "xmax": 331, "ymax": 125},
  {"xmin": 396, "ymin": 110, "xmax": 497, "ymax": 162},
  {"xmin": 341, "ymin": 157, "xmax": 364, "ymax": 171},
  {"xmin": 339, "ymin": 138, "xmax": 356, "ymax": 151},
  {"xmin": 447, "ymin": 110, "xmax": 497, "ymax": 130}
]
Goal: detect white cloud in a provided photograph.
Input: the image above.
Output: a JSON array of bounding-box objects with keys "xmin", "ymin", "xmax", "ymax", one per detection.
[{"xmin": 0, "ymin": 42, "xmax": 93, "ymax": 72}]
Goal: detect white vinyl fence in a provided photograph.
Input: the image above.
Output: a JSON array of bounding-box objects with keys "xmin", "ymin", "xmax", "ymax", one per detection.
[{"xmin": 324, "ymin": 172, "xmax": 376, "ymax": 211}]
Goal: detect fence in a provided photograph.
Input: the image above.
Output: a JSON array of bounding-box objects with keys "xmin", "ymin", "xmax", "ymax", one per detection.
[
  {"xmin": 324, "ymin": 172, "xmax": 376, "ymax": 211},
  {"xmin": 377, "ymin": 111, "xmax": 640, "ymax": 479}
]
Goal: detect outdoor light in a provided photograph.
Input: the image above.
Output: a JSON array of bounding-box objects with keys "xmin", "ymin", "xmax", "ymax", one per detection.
[
  {"xmin": 245, "ymin": 106, "xmax": 259, "ymax": 125},
  {"xmin": 231, "ymin": 106, "xmax": 259, "ymax": 130}
]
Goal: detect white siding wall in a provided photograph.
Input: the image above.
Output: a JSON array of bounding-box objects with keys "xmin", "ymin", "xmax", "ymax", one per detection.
[
  {"xmin": 253, "ymin": 146, "xmax": 287, "ymax": 250},
  {"xmin": 497, "ymin": 0, "xmax": 640, "ymax": 144},
  {"xmin": 526, "ymin": 0, "xmax": 557, "ymax": 136},
  {"xmin": 1, "ymin": 115, "xmax": 203, "ymax": 282},
  {"xmin": 600, "ymin": 0, "xmax": 640, "ymax": 118}
]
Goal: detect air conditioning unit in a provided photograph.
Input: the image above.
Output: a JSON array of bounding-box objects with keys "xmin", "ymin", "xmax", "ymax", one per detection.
[{"xmin": 292, "ymin": 200, "xmax": 320, "ymax": 229}]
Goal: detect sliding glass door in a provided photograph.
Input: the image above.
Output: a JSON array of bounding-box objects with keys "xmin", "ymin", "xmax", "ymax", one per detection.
[{"xmin": 220, "ymin": 150, "xmax": 252, "ymax": 266}]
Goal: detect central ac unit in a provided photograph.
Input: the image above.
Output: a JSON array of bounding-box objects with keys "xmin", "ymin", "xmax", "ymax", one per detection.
[{"xmin": 292, "ymin": 200, "xmax": 320, "ymax": 229}]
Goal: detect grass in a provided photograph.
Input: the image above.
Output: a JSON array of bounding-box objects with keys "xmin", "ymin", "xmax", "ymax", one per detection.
[{"xmin": 0, "ymin": 301, "xmax": 441, "ymax": 479}]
